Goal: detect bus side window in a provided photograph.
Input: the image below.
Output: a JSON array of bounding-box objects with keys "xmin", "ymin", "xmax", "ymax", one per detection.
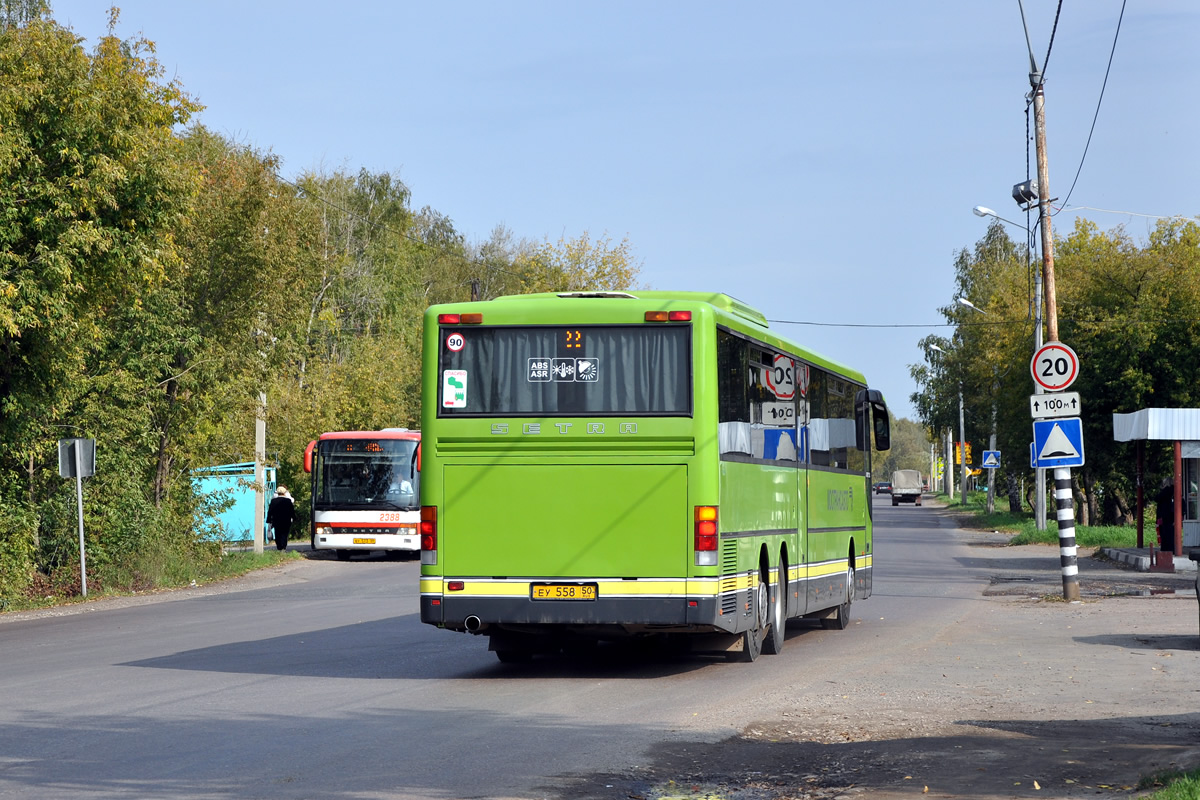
[
  {"xmin": 717, "ymin": 331, "xmax": 751, "ymax": 455},
  {"xmin": 807, "ymin": 369, "xmax": 831, "ymax": 466},
  {"xmin": 755, "ymin": 349, "xmax": 797, "ymax": 462}
]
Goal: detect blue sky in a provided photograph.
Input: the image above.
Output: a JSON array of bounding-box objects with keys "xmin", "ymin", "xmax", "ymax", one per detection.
[{"xmin": 50, "ymin": 2, "xmax": 1200, "ymax": 421}]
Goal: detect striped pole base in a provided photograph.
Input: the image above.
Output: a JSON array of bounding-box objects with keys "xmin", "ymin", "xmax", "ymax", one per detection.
[{"xmin": 1054, "ymin": 467, "xmax": 1081, "ymax": 602}]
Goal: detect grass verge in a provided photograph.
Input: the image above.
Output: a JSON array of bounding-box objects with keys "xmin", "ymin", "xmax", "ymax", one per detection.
[
  {"xmin": 1139, "ymin": 767, "xmax": 1200, "ymax": 799},
  {"xmin": 4, "ymin": 548, "xmax": 301, "ymax": 614},
  {"xmin": 931, "ymin": 490, "xmax": 1144, "ymax": 548}
]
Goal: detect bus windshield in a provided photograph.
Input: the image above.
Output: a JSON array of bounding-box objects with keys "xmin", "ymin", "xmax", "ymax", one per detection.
[
  {"xmin": 313, "ymin": 438, "xmax": 419, "ymax": 510},
  {"xmin": 437, "ymin": 323, "xmax": 692, "ymax": 416}
]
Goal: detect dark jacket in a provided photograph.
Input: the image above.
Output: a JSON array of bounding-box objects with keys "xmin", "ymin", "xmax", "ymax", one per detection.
[{"xmin": 267, "ymin": 495, "xmax": 295, "ymax": 527}]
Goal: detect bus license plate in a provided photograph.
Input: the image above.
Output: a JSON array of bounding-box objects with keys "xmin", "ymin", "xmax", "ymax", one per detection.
[
  {"xmin": 531, "ymin": 583, "xmax": 597, "ymax": 601},
  {"xmin": 352, "ymin": 537, "xmax": 376, "ymax": 545}
]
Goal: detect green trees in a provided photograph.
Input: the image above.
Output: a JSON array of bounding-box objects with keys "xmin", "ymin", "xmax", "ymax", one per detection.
[
  {"xmin": 872, "ymin": 417, "xmax": 935, "ymax": 480},
  {"xmin": 0, "ymin": 15, "xmax": 199, "ymax": 599},
  {"xmin": 0, "ymin": 13, "xmax": 643, "ymax": 605},
  {"xmin": 911, "ymin": 216, "xmax": 1200, "ymax": 523}
]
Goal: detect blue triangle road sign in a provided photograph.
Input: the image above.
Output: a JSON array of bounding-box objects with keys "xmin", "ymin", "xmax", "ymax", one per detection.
[{"xmin": 1032, "ymin": 417, "xmax": 1085, "ymax": 468}]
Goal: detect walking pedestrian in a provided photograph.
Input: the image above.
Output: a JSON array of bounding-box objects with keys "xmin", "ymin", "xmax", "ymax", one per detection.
[{"xmin": 267, "ymin": 486, "xmax": 296, "ymax": 551}]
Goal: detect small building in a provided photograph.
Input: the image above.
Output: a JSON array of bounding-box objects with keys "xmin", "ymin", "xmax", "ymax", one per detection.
[{"xmin": 1112, "ymin": 408, "xmax": 1200, "ymax": 565}]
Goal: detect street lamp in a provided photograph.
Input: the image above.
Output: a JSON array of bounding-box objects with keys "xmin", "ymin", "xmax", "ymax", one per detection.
[
  {"xmin": 929, "ymin": 343, "xmax": 968, "ymax": 506},
  {"xmin": 973, "ymin": 206, "xmax": 1027, "ymax": 229},
  {"xmin": 972, "ymin": 204, "xmax": 1047, "ymax": 530},
  {"xmin": 957, "ymin": 296, "xmax": 987, "ymax": 315}
]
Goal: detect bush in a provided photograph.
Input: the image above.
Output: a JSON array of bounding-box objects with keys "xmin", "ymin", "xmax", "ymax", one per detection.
[{"xmin": 0, "ymin": 499, "xmax": 38, "ymax": 609}]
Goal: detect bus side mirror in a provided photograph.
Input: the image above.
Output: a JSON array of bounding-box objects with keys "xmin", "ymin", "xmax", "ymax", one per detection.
[
  {"xmin": 304, "ymin": 440, "xmax": 316, "ymax": 473},
  {"xmin": 855, "ymin": 389, "xmax": 891, "ymax": 451},
  {"xmin": 416, "ymin": 443, "xmax": 422, "ymax": 473},
  {"xmin": 872, "ymin": 404, "xmax": 891, "ymax": 451}
]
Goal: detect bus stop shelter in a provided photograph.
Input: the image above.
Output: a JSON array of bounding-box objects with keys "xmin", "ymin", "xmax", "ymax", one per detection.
[{"xmin": 1112, "ymin": 408, "xmax": 1200, "ymax": 568}]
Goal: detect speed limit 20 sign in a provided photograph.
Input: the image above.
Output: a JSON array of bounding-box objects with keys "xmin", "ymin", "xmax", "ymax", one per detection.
[
  {"xmin": 1030, "ymin": 342, "xmax": 1079, "ymax": 391},
  {"xmin": 765, "ymin": 354, "xmax": 796, "ymax": 400}
]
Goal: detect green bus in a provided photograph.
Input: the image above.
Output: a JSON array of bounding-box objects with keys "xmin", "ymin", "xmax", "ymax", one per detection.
[{"xmin": 419, "ymin": 291, "xmax": 890, "ymax": 662}]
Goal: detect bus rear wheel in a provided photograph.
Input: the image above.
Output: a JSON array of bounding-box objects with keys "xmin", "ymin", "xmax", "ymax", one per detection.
[
  {"xmin": 733, "ymin": 574, "xmax": 768, "ymax": 662},
  {"xmin": 763, "ymin": 561, "xmax": 786, "ymax": 655},
  {"xmin": 821, "ymin": 563, "xmax": 854, "ymax": 630}
]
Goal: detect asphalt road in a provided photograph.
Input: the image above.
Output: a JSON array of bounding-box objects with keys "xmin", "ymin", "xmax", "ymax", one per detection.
[{"xmin": 2, "ymin": 498, "xmax": 1197, "ymax": 800}]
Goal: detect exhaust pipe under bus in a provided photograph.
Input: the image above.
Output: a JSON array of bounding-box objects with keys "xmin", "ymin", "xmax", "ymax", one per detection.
[{"xmin": 464, "ymin": 615, "xmax": 485, "ymax": 634}]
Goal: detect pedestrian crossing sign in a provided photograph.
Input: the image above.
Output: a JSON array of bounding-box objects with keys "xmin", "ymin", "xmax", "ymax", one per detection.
[{"xmin": 981, "ymin": 450, "xmax": 1001, "ymax": 469}]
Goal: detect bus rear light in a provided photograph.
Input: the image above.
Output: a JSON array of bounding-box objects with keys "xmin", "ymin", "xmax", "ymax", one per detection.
[
  {"xmin": 420, "ymin": 506, "xmax": 437, "ymax": 565},
  {"xmin": 694, "ymin": 505, "xmax": 718, "ymax": 566},
  {"xmin": 438, "ymin": 313, "xmax": 484, "ymax": 324},
  {"xmin": 447, "ymin": 581, "xmax": 465, "ymax": 592},
  {"xmin": 645, "ymin": 310, "xmax": 692, "ymax": 322}
]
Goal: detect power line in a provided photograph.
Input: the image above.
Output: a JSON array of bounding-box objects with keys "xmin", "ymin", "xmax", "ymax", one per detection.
[
  {"xmin": 1039, "ymin": 0, "xmax": 1064, "ymax": 90},
  {"xmin": 1057, "ymin": 205, "xmax": 1195, "ymax": 222},
  {"xmin": 1053, "ymin": 0, "xmax": 1128, "ymax": 215},
  {"xmin": 769, "ymin": 312, "xmax": 1190, "ymax": 332},
  {"xmin": 767, "ymin": 318, "xmax": 1012, "ymax": 330}
]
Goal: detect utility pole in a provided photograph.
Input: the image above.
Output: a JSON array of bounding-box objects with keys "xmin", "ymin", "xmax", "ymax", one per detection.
[
  {"xmin": 930, "ymin": 442, "xmax": 936, "ymax": 493},
  {"xmin": 253, "ymin": 391, "xmax": 266, "ymax": 555},
  {"xmin": 946, "ymin": 429, "xmax": 955, "ymax": 500},
  {"xmin": 987, "ymin": 389, "xmax": 997, "ymax": 514},
  {"xmin": 1033, "ymin": 265, "xmax": 1046, "ymax": 531},
  {"xmin": 958, "ymin": 385, "xmax": 968, "ymax": 506},
  {"xmin": 1032, "ymin": 85, "xmax": 1059, "ymax": 343},
  {"xmin": 1022, "ymin": 2, "xmax": 1078, "ymax": 601}
]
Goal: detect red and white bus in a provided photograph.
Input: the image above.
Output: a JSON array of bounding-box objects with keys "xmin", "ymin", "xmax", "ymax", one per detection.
[{"xmin": 303, "ymin": 429, "xmax": 421, "ymax": 560}]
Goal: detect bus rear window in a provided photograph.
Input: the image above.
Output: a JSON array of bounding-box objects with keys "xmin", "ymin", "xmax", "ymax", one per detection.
[{"xmin": 437, "ymin": 324, "xmax": 691, "ymax": 416}]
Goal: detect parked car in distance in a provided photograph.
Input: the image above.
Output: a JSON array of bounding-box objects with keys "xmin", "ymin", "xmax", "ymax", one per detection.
[{"xmin": 873, "ymin": 481, "xmax": 892, "ymax": 495}]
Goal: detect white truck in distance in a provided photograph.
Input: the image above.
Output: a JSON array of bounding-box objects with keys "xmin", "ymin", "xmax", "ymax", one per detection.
[{"xmin": 891, "ymin": 470, "xmax": 923, "ymax": 506}]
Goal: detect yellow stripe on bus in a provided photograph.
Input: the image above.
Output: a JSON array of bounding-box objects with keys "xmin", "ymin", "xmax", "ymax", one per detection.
[
  {"xmin": 418, "ymin": 564, "xmax": 869, "ymax": 599},
  {"xmin": 421, "ymin": 576, "xmax": 736, "ymax": 598}
]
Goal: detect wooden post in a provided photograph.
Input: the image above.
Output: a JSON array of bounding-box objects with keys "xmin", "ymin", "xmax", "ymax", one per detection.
[
  {"xmin": 1136, "ymin": 440, "xmax": 1144, "ymax": 548},
  {"xmin": 1174, "ymin": 440, "xmax": 1183, "ymax": 558}
]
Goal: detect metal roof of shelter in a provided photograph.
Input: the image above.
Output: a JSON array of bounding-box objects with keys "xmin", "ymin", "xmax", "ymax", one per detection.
[{"xmin": 1112, "ymin": 408, "xmax": 1200, "ymax": 442}]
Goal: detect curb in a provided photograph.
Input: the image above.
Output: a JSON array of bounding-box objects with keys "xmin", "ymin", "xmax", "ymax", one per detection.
[{"xmin": 1101, "ymin": 547, "xmax": 1199, "ymax": 573}]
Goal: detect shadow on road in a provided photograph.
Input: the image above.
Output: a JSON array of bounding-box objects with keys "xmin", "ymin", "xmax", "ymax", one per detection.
[
  {"xmin": 552, "ymin": 711, "xmax": 1200, "ymax": 800},
  {"xmin": 118, "ymin": 617, "xmax": 764, "ymax": 680}
]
